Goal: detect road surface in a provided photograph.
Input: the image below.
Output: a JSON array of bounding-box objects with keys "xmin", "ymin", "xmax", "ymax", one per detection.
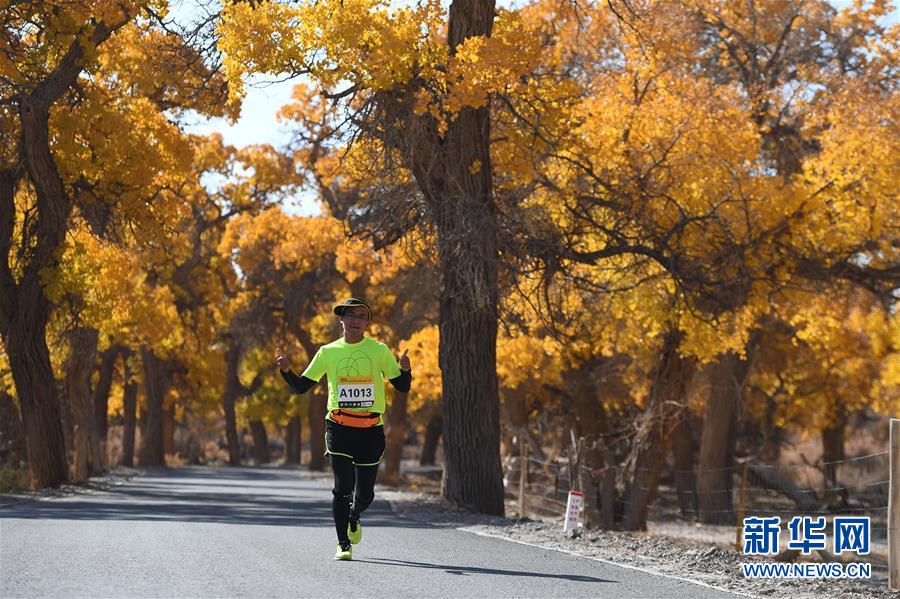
[{"xmin": 1, "ymin": 466, "xmax": 741, "ymax": 598}]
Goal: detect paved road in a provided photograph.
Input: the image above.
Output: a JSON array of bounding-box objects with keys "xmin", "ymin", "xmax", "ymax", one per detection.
[{"xmin": 1, "ymin": 467, "xmax": 740, "ymax": 598}]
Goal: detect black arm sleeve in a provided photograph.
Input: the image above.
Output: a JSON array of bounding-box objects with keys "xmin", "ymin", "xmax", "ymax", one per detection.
[
  {"xmin": 388, "ymin": 369, "xmax": 412, "ymax": 393},
  {"xmin": 280, "ymin": 369, "xmax": 317, "ymax": 395}
]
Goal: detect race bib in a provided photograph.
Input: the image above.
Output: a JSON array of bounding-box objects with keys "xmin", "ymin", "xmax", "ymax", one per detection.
[{"xmin": 337, "ymin": 376, "xmax": 375, "ymax": 408}]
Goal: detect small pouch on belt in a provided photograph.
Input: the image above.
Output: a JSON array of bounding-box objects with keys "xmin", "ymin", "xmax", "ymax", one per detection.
[{"xmin": 330, "ymin": 409, "xmax": 381, "ymax": 428}]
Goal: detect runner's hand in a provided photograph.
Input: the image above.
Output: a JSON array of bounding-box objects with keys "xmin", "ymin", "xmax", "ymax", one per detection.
[
  {"xmin": 398, "ymin": 348, "xmax": 411, "ymax": 372},
  {"xmin": 276, "ymin": 347, "xmax": 290, "ymax": 372}
]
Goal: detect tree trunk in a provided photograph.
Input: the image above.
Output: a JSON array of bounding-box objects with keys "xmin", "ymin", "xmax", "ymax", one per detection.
[
  {"xmin": 439, "ymin": 279, "xmax": 503, "ymax": 514},
  {"xmin": 598, "ymin": 441, "xmax": 616, "ymax": 530},
  {"xmin": 138, "ymin": 395, "xmax": 148, "ymax": 441},
  {"xmin": 284, "ymin": 415, "xmax": 301, "ymax": 465},
  {"xmin": 822, "ymin": 403, "xmax": 846, "ymax": 491},
  {"xmin": 93, "ymin": 345, "xmax": 119, "ymax": 468},
  {"xmin": 567, "ymin": 357, "xmax": 616, "ymax": 441},
  {"xmin": 760, "ymin": 392, "xmax": 783, "ymax": 463},
  {"xmin": 563, "ymin": 358, "xmax": 615, "ymax": 529},
  {"xmin": 93, "ymin": 345, "xmax": 119, "ymax": 441},
  {"xmin": 502, "ymin": 385, "xmax": 528, "ymax": 457},
  {"xmin": 579, "ymin": 441, "xmax": 605, "ymax": 530},
  {"xmin": 4, "ymin": 311, "xmax": 68, "ymax": 489},
  {"xmin": 382, "ymin": 391, "xmax": 409, "ymax": 486},
  {"xmin": 420, "ymin": 411, "xmax": 442, "ymax": 466},
  {"xmin": 307, "ymin": 390, "xmax": 327, "ymax": 470},
  {"xmin": 567, "ymin": 358, "xmax": 615, "ymax": 529},
  {"xmin": 0, "ymin": 9, "xmax": 131, "ymax": 492},
  {"xmin": 163, "ymin": 398, "xmax": 174, "ymax": 458},
  {"xmin": 0, "ymin": 391, "xmax": 27, "ymax": 463},
  {"xmin": 138, "ymin": 347, "xmax": 167, "ymax": 466},
  {"xmin": 58, "ymin": 377, "xmax": 74, "ymax": 465},
  {"xmin": 697, "ymin": 351, "xmax": 753, "ymax": 524},
  {"xmin": 121, "ymin": 350, "xmax": 137, "ymax": 467},
  {"xmin": 66, "ymin": 327, "xmax": 103, "ymax": 481},
  {"xmin": 430, "ymin": 0, "xmax": 504, "ymax": 517},
  {"xmin": 250, "ymin": 420, "xmax": 270, "ymax": 464},
  {"xmin": 621, "ymin": 331, "xmax": 696, "ymax": 530},
  {"xmin": 389, "ymin": 0, "xmax": 501, "ymax": 515},
  {"xmin": 1, "ymin": 157, "xmax": 68, "ymax": 488},
  {"xmin": 223, "ymin": 343, "xmax": 242, "ymax": 466},
  {"xmin": 671, "ymin": 411, "xmax": 697, "ymax": 517}
]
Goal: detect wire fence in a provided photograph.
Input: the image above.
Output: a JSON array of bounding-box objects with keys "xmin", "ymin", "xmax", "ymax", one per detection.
[{"xmin": 501, "ymin": 444, "xmax": 890, "ymax": 572}]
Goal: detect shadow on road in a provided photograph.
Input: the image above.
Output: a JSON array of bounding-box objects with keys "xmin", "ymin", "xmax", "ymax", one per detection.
[
  {"xmin": 0, "ymin": 467, "xmax": 443, "ymax": 530},
  {"xmin": 355, "ymin": 557, "xmax": 616, "ymax": 584}
]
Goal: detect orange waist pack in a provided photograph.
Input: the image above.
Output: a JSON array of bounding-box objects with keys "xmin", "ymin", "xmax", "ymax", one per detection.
[{"xmin": 330, "ymin": 409, "xmax": 381, "ymax": 428}]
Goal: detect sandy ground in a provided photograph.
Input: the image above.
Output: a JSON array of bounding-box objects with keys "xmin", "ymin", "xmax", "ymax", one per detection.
[{"xmin": 381, "ymin": 487, "xmax": 897, "ymax": 599}]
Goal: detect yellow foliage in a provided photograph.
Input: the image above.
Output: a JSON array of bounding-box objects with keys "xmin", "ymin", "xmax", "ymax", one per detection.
[
  {"xmin": 218, "ymin": 208, "xmax": 341, "ymax": 283},
  {"xmin": 748, "ymin": 287, "xmax": 898, "ymax": 430},
  {"xmin": 51, "ymin": 225, "xmax": 184, "ymax": 351},
  {"xmin": 399, "ymin": 325, "xmax": 441, "ymax": 416},
  {"xmin": 218, "ymin": 0, "xmax": 446, "ymax": 101}
]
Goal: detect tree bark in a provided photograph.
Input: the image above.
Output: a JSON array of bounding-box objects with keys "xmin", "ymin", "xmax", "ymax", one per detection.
[
  {"xmin": 621, "ymin": 331, "xmax": 696, "ymax": 530},
  {"xmin": 58, "ymin": 377, "xmax": 74, "ymax": 465},
  {"xmin": 4, "ymin": 310, "xmax": 68, "ymax": 489},
  {"xmin": 502, "ymin": 386, "xmax": 528, "ymax": 457},
  {"xmin": 223, "ymin": 343, "xmax": 242, "ymax": 466},
  {"xmin": 439, "ymin": 277, "xmax": 503, "ymax": 514},
  {"xmin": 822, "ymin": 403, "xmax": 846, "ymax": 491},
  {"xmin": 93, "ymin": 345, "xmax": 119, "ymax": 441},
  {"xmin": 138, "ymin": 347, "xmax": 168, "ymax": 466},
  {"xmin": 121, "ymin": 349, "xmax": 137, "ymax": 467},
  {"xmin": 598, "ymin": 440, "xmax": 616, "ymax": 530},
  {"xmin": 382, "ymin": 391, "xmax": 409, "ymax": 486},
  {"xmin": 579, "ymin": 441, "xmax": 605, "ymax": 530},
  {"xmin": 697, "ymin": 351, "xmax": 754, "ymax": 524},
  {"xmin": 250, "ymin": 420, "xmax": 270, "ymax": 464},
  {"xmin": 163, "ymin": 398, "xmax": 174, "ymax": 458},
  {"xmin": 671, "ymin": 411, "xmax": 698, "ymax": 517},
  {"xmin": 66, "ymin": 327, "xmax": 103, "ymax": 481},
  {"xmin": 284, "ymin": 415, "xmax": 301, "ymax": 465},
  {"xmin": 566, "ymin": 358, "xmax": 616, "ymax": 529},
  {"xmin": 420, "ymin": 411, "xmax": 442, "ymax": 466},
  {"xmin": 0, "ymin": 391, "xmax": 27, "ymax": 463},
  {"xmin": 567, "ymin": 356, "xmax": 622, "ymax": 442},
  {"xmin": 760, "ymin": 392, "xmax": 783, "ymax": 463},
  {"xmin": 307, "ymin": 390, "xmax": 327, "ymax": 470}
]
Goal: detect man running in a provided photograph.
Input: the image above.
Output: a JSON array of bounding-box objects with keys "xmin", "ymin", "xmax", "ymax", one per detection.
[{"xmin": 276, "ymin": 297, "xmax": 412, "ymax": 561}]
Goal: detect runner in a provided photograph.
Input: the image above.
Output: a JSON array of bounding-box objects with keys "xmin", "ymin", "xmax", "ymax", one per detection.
[{"xmin": 276, "ymin": 297, "xmax": 412, "ymax": 561}]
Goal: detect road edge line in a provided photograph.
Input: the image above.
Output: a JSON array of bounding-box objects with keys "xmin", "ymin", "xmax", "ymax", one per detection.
[{"xmin": 458, "ymin": 527, "xmax": 759, "ymax": 599}]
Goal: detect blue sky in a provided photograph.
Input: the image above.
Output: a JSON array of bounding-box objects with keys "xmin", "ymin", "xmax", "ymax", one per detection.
[{"xmin": 182, "ymin": 75, "xmax": 299, "ymax": 149}]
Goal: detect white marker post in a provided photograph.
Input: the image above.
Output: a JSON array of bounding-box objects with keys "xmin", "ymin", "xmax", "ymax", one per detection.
[{"xmin": 564, "ymin": 490, "xmax": 583, "ymax": 536}]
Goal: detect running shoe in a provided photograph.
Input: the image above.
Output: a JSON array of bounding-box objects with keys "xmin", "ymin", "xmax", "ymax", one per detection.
[
  {"xmin": 348, "ymin": 518, "xmax": 362, "ymax": 544},
  {"xmin": 334, "ymin": 542, "xmax": 352, "ymax": 560}
]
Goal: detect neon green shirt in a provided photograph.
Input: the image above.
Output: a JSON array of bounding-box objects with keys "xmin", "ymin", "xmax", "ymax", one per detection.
[{"xmin": 301, "ymin": 337, "xmax": 401, "ymax": 418}]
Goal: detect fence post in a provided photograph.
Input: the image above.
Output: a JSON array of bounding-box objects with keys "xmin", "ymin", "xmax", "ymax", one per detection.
[
  {"xmin": 736, "ymin": 461, "xmax": 749, "ymax": 551},
  {"xmin": 890, "ymin": 419, "xmax": 900, "ymax": 589},
  {"xmin": 519, "ymin": 442, "xmax": 527, "ymax": 519}
]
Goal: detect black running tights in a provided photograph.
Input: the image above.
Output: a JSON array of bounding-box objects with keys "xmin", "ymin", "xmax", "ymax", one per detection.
[{"xmin": 331, "ymin": 454, "xmax": 379, "ymax": 544}]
